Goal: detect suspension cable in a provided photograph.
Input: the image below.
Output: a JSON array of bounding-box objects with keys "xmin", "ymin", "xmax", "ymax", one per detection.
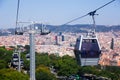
[{"xmin": 15, "ymin": 0, "xmax": 20, "ymax": 49}]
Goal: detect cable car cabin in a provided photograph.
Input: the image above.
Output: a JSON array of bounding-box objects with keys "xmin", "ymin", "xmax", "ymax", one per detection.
[
  {"xmin": 40, "ymin": 30, "xmax": 50, "ymax": 35},
  {"xmin": 74, "ymin": 34, "xmax": 101, "ymax": 66},
  {"xmin": 11, "ymin": 59, "xmax": 24, "ymax": 68},
  {"xmin": 40, "ymin": 26, "xmax": 51, "ymax": 35},
  {"xmin": 26, "ymin": 54, "xmax": 30, "ymax": 60},
  {"xmin": 15, "ymin": 29, "xmax": 23, "ymax": 35},
  {"xmin": 12, "ymin": 52, "xmax": 19, "ymax": 61}
]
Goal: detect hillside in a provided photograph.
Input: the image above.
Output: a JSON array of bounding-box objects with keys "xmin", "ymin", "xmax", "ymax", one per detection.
[{"xmin": 0, "ymin": 24, "xmax": 120, "ymax": 36}]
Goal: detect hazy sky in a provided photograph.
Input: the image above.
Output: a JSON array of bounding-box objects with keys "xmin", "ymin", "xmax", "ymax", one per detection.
[{"xmin": 0, "ymin": 0, "xmax": 120, "ymax": 28}]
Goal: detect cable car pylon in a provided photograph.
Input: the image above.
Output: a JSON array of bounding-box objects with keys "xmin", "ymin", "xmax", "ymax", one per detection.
[{"xmin": 15, "ymin": 0, "xmax": 50, "ymax": 80}]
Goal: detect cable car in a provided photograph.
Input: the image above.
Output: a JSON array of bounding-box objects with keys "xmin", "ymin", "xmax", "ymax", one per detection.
[
  {"xmin": 40, "ymin": 28, "xmax": 50, "ymax": 35},
  {"xmin": 74, "ymin": 32, "xmax": 101, "ymax": 66},
  {"xmin": 26, "ymin": 53, "xmax": 30, "ymax": 60},
  {"xmin": 73, "ymin": 0, "xmax": 115, "ymax": 66},
  {"xmin": 12, "ymin": 52, "xmax": 19, "ymax": 61},
  {"xmin": 15, "ymin": 27, "xmax": 24, "ymax": 35},
  {"xmin": 37, "ymin": 24, "xmax": 50, "ymax": 35},
  {"xmin": 11, "ymin": 59, "xmax": 24, "ymax": 68},
  {"xmin": 15, "ymin": 30, "xmax": 24, "ymax": 35}
]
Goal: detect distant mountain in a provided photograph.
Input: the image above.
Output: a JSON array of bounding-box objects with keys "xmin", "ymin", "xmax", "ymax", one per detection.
[
  {"xmin": 0, "ymin": 24, "xmax": 120, "ymax": 36},
  {"xmin": 45, "ymin": 24, "xmax": 120, "ymax": 33}
]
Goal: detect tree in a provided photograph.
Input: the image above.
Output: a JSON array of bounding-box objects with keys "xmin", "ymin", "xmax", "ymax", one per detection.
[
  {"xmin": 36, "ymin": 53, "xmax": 50, "ymax": 67},
  {"xmin": 78, "ymin": 66, "xmax": 120, "ymax": 80},
  {"xmin": 0, "ymin": 48, "xmax": 6, "ymax": 57},
  {"xmin": 54, "ymin": 55, "xmax": 79, "ymax": 76},
  {"xmin": 24, "ymin": 45, "xmax": 30, "ymax": 53},
  {"xmin": 0, "ymin": 47, "xmax": 13, "ymax": 69},
  {"xmin": 36, "ymin": 65, "xmax": 57, "ymax": 80},
  {"xmin": 0, "ymin": 60, "xmax": 7, "ymax": 69},
  {"xmin": 24, "ymin": 60, "xmax": 30, "ymax": 71},
  {"xmin": 0, "ymin": 69, "xmax": 29, "ymax": 80}
]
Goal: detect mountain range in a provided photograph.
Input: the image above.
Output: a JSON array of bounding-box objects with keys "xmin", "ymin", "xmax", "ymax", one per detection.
[
  {"xmin": 41, "ymin": 24, "xmax": 120, "ymax": 33},
  {"xmin": 0, "ymin": 24, "xmax": 120, "ymax": 36}
]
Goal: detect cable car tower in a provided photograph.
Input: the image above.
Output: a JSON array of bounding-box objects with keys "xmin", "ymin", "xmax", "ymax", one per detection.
[
  {"xmin": 15, "ymin": 0, "xmax": 50, "ymax": 80},
  {"xmin": 64, "ymin": 0, "xmax": 115, "ymax": 66}
]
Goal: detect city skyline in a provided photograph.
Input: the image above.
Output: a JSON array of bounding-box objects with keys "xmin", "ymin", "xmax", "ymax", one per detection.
[{"xmin": 0, "ymin": 0, "xmax": 120, "ymax": 28}]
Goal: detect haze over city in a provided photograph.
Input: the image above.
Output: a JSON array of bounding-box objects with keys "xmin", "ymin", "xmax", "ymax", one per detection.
[
  {"xmin": 0, "ymin": 0, "xmax": 120, "ymax": 28},
  {"xmin": 0, "ymin": 0, "xmax": 120, "ymax": 80}
]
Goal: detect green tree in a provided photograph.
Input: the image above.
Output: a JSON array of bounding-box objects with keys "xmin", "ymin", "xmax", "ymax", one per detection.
[
  {"xmin": 36, "ymin": 65, "xmax": 57, "ymax": 80},
  {"xmin": 78, "ymin": 66, "xmax": 98, "ymax": 75},
  {"xmin": 78, "ymin": 66, "xmax": 120, "ymax": 80},
  {"xmin": 0, "ymin": 60, "xmax": 7, "ymax": 69},
  {"xmin": 24, "ymin": 45, "xmax": 30, "ymax": 53},
  {"xmin": 0, "ymin": 48, "xmax": 6, "ymax": 57},
  {"xmin": 36, "ymin": 53, "xmax": 50, "ymax": 67},
  {"xmin": 54, "ymin": 55, "xmax": 79, "ymax": 76},
  {"xmin": 0, "ymin": 69, "xmax": 29, "ymax": 80},
  {"xmin": 0, "ymin": 47, "xmax": 13, "ymax": 69},
  {"xmin": 24, "ymin": 60, "xmax": 30, "ymax": 71}
]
